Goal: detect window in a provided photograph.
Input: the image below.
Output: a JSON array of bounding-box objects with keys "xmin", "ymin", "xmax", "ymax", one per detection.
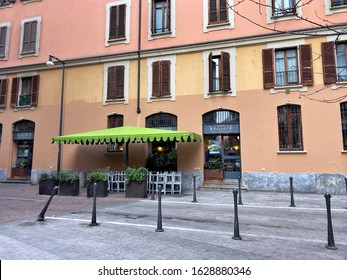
[
  {"xmin": 208, "ymin": 0, "xmax": 229, "ymax": 25},
  {"xmin": 0, "ymin": 78, "xmax": 8, "ymax": 108},
  {"xmin": 262, "ymin": 45, "xmax": 313, "ymax": 88},
  {"xmin": 106, "ymin": 1, "xmax": 130, "ymax": 45},
  {"xmin": 272, "ymin": 0, "xmax": 296, "ymax": 17},
  {"xmin": 209, "ymin": 51, "xmax": 230, "ymax": 92},
  {"xmin": 340, "ymin": 102, "xmax": 347, "ymax": 150},
  {"xmin": 20, "ymin": 17, "xmax": 41, "ymax": 57},
  {"xmin": 10, "ymin": 75, "xmax": 40, "ymax": 108},
  {"xmin": 0, "ymin": 23, "xmax": 10, "ymax": 60},
  {"xmin": 332, "ymin": 0, "xmax": 347, "ymax": 7},
  {"xmin": 0, "ymin": 0, "xmax": 14, "ymax": 6},
  {"xmin": 107, "ymin": 66, "xmax": 125, "ymax": 100},
  {"xmin": 152, "ymin": 60, "xmax": 171, "ymax": 97},
  {"xmin": 151, "ymin": 0, "xmax": 170, "ymax": 34},
  {"xmin": 322, "ymin": 41, "xmax": 347, "ymax": 84},
  {"xmin": 107, "ymin": 114, "xmax": 124, "ymax": 153},
  {"xmin": 277, "ymin": 105, "xmax": 303, "ymax": 151}
]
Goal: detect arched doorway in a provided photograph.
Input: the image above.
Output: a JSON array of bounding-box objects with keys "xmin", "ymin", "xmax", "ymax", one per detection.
[
  {"xmin": 11, "ymin": 120, "xmax": 35, "ymax": 179},
  {"xmin": 203, "ymin": 110, "xmax": 241, "ymax": 180}
]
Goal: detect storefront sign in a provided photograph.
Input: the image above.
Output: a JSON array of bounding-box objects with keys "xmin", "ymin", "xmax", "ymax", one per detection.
[
  {"xmin": 203, "ymin": 124, "xmax": 239, "ymax": 134},
  {"xmin": 12, "ymin": 131, "xmax": 35, "ymax": 140}
]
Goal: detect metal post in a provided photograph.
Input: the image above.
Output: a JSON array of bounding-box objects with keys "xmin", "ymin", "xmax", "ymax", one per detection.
[
  {"xmin": 90, "ymin": 183, "xmax": 98, "ymax": 226},
  {"xmin": 151, "ymin": 181, "xmax": 155, "ymax": 200},
  {"xmin": 192, "ymin": 174, "xmax": 197, "ymax": 203},
  {"xmin": 345, "ymin": 177, "xmax": 347, "ymax": 194},
  {"xmin": 155, "ymin": 186, "xmax": 164, "ymax": 232},
  {"xmin": 289, "ymin": 177, "xmax": 296, "ymax": 207},
  {"xmin": 238, "ymin": 176, "xmax": 243, "ymax": 205},
  {"xmin": 324, "ymin": 193, "xmax": 337, "ymax": 250},
  {"xmin": 37, "ymin": 186, "xmax": 59, "ymax": 221},
  {"xmin": 232, "ymin": 189, "xmax": 242, "ymax": 240}
]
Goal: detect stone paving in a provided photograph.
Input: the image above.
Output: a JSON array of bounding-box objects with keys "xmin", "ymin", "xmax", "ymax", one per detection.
[{"xmin": 0, "ymin": 183, "xmax": 346, "ymax": 260}]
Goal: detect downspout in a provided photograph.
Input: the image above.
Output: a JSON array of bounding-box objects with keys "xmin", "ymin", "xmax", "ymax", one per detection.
[{"xmin": 136, "ymin": 0, "xmax": 142, "ymax": 114}]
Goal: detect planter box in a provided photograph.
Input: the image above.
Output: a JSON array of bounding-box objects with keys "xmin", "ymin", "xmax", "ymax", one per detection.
[
  {"xmin": 87, "ymin": 181, "xmax": 108, "ymax": 197},
  {"xmin": 11, "ymin": 167, "xmax": 29, "ymax": 178},
  {"xmin": 39, "ymin": 179, "xmax": 59, "ymax": 195},
  {"xmin": 126, "ymin": 181, "xmax": 147, "ymax": 198},
  {"xmin": 59, "ymin": 181, "xmax": 80, "ymax": 196},
  {"xmin": 204, "ymin": 169, "xmax": 223, "ymax": 181}
]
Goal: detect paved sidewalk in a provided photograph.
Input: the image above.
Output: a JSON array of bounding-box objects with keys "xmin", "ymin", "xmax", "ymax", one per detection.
[{"xmin": 0, "ymin": 183, "xmax": 346, "ymax": 260}]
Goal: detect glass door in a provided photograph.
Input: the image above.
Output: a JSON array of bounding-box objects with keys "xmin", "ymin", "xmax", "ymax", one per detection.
[{"xmin": 222, "ymin": 135, "xmax": 241, "ymax": 179}]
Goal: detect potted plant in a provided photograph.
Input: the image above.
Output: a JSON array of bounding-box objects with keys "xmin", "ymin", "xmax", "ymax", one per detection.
[
  {"xmin": 146, "ymin": 150, "xmax": 177, "ymax": 172},
  {"xmin": 204, "ymin": 158, "xmax": 223, "ymax": 181},
  {"xmin": 86, "ymin": 169, "xmax": 109, "ymax": 197},
  {"xmin": 11, "ymin": 158, "xmax": 29, "ymax": 178},
  {"xmin": 39, "ymin": 173, "xmax": 58, "ymax": 195},
  {"xmin": 58, "ymin": 171, "xmax": 79, "ymax": 196},
  {"xmin": 125, "ymin": 167, "xmax": 148, "ymax": 198}
]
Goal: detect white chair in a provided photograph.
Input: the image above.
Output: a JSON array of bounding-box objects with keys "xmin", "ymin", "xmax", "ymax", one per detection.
[
  {"xmin": 165, "ymin": 172, "xmax": 174, "ymax": 194},
  {"xmin": 172, "ymin": 172, "xmax": 182, "ymax": 195},
  {"xmin": 108, "ymin": 172, "xmax": 117, "ymax": 192}
]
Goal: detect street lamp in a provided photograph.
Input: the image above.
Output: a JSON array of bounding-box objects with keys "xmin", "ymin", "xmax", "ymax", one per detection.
[{"xmin": 46, "ymin": 55, "xmax": 65, "ymax": 178}]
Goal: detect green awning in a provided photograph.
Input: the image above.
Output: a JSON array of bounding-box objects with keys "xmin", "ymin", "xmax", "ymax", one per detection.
[{"xmin": 52, "ymin": 126, "xmax": 202, "ymax": 145}]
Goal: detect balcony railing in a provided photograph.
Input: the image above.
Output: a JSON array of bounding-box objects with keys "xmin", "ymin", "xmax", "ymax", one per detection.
[{"xmin": 275, "ymin": 70, "xmax": 299, "ymax": 86}]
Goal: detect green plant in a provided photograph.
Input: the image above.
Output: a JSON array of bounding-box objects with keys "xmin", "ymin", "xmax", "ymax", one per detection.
[
  {"xmin": 39, "ymin": 173, "xmax": 58, "ymax": 181},
  {"xmin": 125, "ymin": 167, "xmax": 148, "ymax": 184},
  {"xmin": 146, "ymin": 150, "xmax": 177, "ymax": 171},
  {"xmin": 86, "ymin": 169, "xmax": 108, "ymax": 182},
  {"xmin": 204, "ymin": 158, "xmax": 223, "ymax": 170},
  {"xmin": 16, "ymin": 158, "xmax": 29, "ymax": 168},
  {"xmin": 59, "ymin": 171, "xmax": 79, "ymax": 183}
]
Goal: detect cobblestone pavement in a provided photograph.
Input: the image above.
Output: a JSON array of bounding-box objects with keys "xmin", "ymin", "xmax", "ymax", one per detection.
[{"xmin": 0, "ymin": 183, "xmax": 347, "ymax": 260}]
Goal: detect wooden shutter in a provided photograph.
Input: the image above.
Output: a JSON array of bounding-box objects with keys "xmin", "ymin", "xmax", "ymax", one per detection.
[
  {"xmin": 166, "ymin": 0, "xmax": 171, "ymax": 32},
  {"xmin": 109, "ymin": 6, "xmax": 118, "ymax": 39},
  {"xmin": 118, "ymin": 4, "xmax": 126, "ymax": 38},
  {"xmin": 221, "ymin": 51, "xmax": 231, "ymax": 91},
  {"xmin": 209, "ymin": 0, "xmax": 218, "ymax": 24},
  {"xmin": 115, "ymin": 66, "xmax": 125, "ymax": 99},
  {"xmin": 22, "ymin": 21, "xmax": 37, "ymax": 53},
  {"xmin": 262, "ymin": 48, "xmax": 275, "ymax": 89},
  {"xmin": 10, "ymin": 78, "xmax": 19, "ymax": 107},
  {"xmin": 161, "ymin": 60, "xmax": 171, "ymax": 96},
  {"xmin": 208, "ymin": 52, "xmax": 213, "ymax": 92},
  {"xmin": 299, "ymin": 44, "xmax": 314, "ymax": 86},
  {"xmin": 151, "ymin": 0, "xmax": 155, "ymax": 34},
  {"xmin": 0, "ymin": 26, "xmax": 7, "ymax": 57},
  {"xmin": 107, "ymin": 66, "xmax": 124, "ymax": 99},
  {"xmin": 152, "ymin": 61, "xmax": 161, "ymax": 97},
  {"xmin": 0, "ymin": 79, "xmax": 8, "ymax": 108},
  {"xmin": 322, "ymin": 41, "xmax": 337, "ymax": 85},
  {"xmin": 31, "ymin": 75, "xmax": 39, "ymax": 106},
  {"xmin": 107, "ymin": 66, "xmax": 116, "ymax": 99},
  {"xmin": 220, "ymin": 0, "xmax": 229, "ymax": 23}
]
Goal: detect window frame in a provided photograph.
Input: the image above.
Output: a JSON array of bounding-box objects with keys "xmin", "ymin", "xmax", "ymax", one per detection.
[
  {"xmin": 107, "ymin": 114, "xmax": 124, "ymax": 153},
  {"xmin": 0, "ymin": 0, "xmax": 15, "ymax": 7},
  {"xmin": 274, "ymin": 48, "xmax": 299, "ymax": 86},
  {"xmin": 0, "ymin": 23, "xmax": 10, "ymax": 60},
  {"xmin": 266, "ymin": 0, "xmax": 302, "ymax": 23},
  {"xmin": 148, "ymin": 0, "xmax": 175, "ymax": 40},
  {"xmin": 203, "ymin": 0, "xmax": 234, "ymax": 32},
  {"xmin": 151, "ymin": 0, "xmax": 170, "ymax": 35},
  {"xmin": 272, "ymin": 0, "xmax": 296, "ymax": 18},
  {"xmin": 10, "ymin": 74, "xmax": 40, "ymax": 109},
  {"xmin": 325, "ymin": 0, "xmax": 347, "ymax": 14},
  {"xmin": 105, "ymin": 0, "xmax": 131, "ymax": 46},
  {"xmin": 19, "ymin": 16, "xmax": 41, "ymax": 58}
]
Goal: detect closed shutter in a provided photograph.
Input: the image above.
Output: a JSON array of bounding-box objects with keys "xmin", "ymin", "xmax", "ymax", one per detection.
[
  {"xmin": 118, "ymin": 4, "xmax": 126, "ymax": 38},
  {"xmin": 299, "ymin": 44, "xmax": 314, "ymax": 86},
  {"xmin": 10, "ymin": 77, "xmax": 19, "ymax": 107},
  {"xmin": 31, "ymin": 75, "xmax": 39, "ymax": 106},
  {"xmin": 0, "ymin": 26, "xmax": 7, "ymax": 57},
  {"xmin": 107, "ymin": 66, "xmax": 124, "ymax": 99},
  {"xmin": 208, "ymin": 52, "xmax": 213, "ymax": 92},
  {"xmin": 322, "ymin": 41, "xmax": 337, "ymax": 85},
  {"xmin": 221, "ymin": 51, "xmax": 231, "ymax": 91},
  {"xmin": 220, "ymin": 0, "xmax": 228, "ymax": 23},
  {"xmin": 0, "ymin": 79, "xmax": 8, "ymax": 108},
  {"xmin": 107, "ymin": 66, "xmax": 116, "ymax": 99},
  {"xmin": 109, "ymin": 4, "xmax": 126, "ymax": 40},
  {"xmin": 262, "ymin": 48, "xmax": 275, "ymax": 89},
  {"xmin": 115, "ymin": 66, "xmax": 125, "ymax": 99},
  {"xmin": 109, "ymin": 6, "xmax": 118, "ymax": 39},
  {"xmin": 152, "ymin": 61, "xmax": 161, "ymax": 97},
  {"xmin": 161, "ymin": 60, "xmax": 171, "ymax": 96},
  {"xmin": 22, "ymin": 21, "xmax": 37, "ymax": 53},
  {"xmin": 209, "ymin": 0, "xmax": 218, "ymax": 24}
]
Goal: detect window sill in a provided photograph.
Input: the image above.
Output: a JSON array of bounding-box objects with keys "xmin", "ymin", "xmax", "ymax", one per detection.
[
  {"xmin": 149, "ymin": 31, "xmax": 173, "ymax": 40},
  {"xmin": 149, "ymin": 95, "xmax": 173, "ymax": 102},
  {"xmin": 270, "ymin": 85, "xmax": 307, "ymax": 94},
  {"xmin": 107, "ymin": 37, "xmax": 127, "ymax": 46},
  {"xmin": 22, "ymin": 0, "xmax": 42, "ymax": 4},
  {"xmin": 207, "ymin": 22, "xmax": 230, "ymax": 28},
  {"xmin": 341, "ymin": 150, "xmax": 347, "ymax": 154},
  {"xmin": 206, "ymin": 91, "xmax": 233, "ymax": 98},
  {"xmin": 104, "ymin": 98, "xmax": 126, "ymax": 105},
  {"xmin": 14, "ymin": 106, "xmax": 36, "ymax": 111},
  {"xmin": 331, "ymin": 81, "xmax": 347, "ymax": 90},
  {"xmin": 277, "ymin": 150, "xmax": 307, "ymax": 154}
]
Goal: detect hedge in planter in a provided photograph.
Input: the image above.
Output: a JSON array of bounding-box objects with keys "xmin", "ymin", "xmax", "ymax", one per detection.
[
  {"xmin": 86, "ymin": 169, "xmax": 108, "ymax": 197},
  {"xmin": 125, "ymin": 167, "xmax": 148, "ymax": 198},
  {"xmin": 59, "ymin": 172, "xmax": 79, "ymax": 196},
  {"xmin": 204, "ymin": 158, "xmax": 223, "ymax": 180},
  {"xmin": 39, "ymin": 173, "xmax": 59, "ymax": 195}
]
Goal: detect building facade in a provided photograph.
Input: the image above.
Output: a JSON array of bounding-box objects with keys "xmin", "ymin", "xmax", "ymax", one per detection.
[{"xmin": 1, "ymin": 0, "xmax": 347, "ymax": 193}]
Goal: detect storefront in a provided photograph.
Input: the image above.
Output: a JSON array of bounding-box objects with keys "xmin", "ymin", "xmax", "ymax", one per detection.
[{"xmin": 203, "ymin": 110, "xmax": 241, "ymax": 180}]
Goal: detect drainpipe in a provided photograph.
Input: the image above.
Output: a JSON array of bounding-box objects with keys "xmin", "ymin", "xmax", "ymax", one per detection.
[{"xmin": 136, "ymin": 0, "xmax": 142, "ymax": 114}]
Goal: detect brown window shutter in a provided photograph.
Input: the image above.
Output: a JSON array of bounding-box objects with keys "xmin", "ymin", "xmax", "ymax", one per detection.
[
  {"xmin": 220, "ymin": 0, "xmax": 229, "ymax": 22},
  {"xmin": 262, "ymin": 48, "xmax": 275, "ymax": 89},
  {"xmin": 0, "ymin": 79, "xmax": 8, "ymax": 108},
  {"xmin": 0, "ymin": 26, "xmax": 7, "ymax": 57},
  {"xmin": 109, "ymin": 6, "xmax": 118, "ymax": 39},
  {"xmin": 118, "ymin": 4, "xmax": 126, "ymax": 38},
  {"xmin": 151, "ymin": 0, "xmax": 155, "ymax": 34},
  {"xmin": 322, "ymin": 41, "xmax": 337, "ymax": 85},
  {"xmin": 107, "ymin": 66, "xmax": 116, "ymax": 99},
  {"xmin": 115, "ymin": 66, "xmax": 125, "ymax": 99},
  {"xmin": 152, "ymin": 61, "xmax": 161, "ymax": 97},
  {"xmin": 221, "ymin": 51, "xmax": 231, "ymax": 91},
  {"xmin": 10, "ymin": 77, "xmax": 19, "ymax": 107},
  {"xmin": 161, "ymin": 60, "xmax": 171, "ymax": 96},
  {"xmin": 208, "ymin": 52, "xmax": 213, "ymax": 92},
  {"xmin": 31, "ymin": 75, "xmax": 40, "ymax": 106},
  {"xmin": 166, "ymin": 0, "xmax": 171, "ymax": 31},
  {"xmin": 209, "ymin": 0, "xmax": 218, "ymax": 24},
  {"xmin": 22, "ymin": 21, "xmax": 37, "ymax": 53},
  {"xmin": 299, "ymin": 44, "xmax": 314, "ymax": 86}
]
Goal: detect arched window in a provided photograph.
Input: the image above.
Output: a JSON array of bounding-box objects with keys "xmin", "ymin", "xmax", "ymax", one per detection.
[
  {"xmin": 277, "ymin": 105, "xmax": 303, "ymax": 151},
  {"xmin": 146, "ymin": 113, "xmax": 177, "ymax": 130},
  {"xmin": 340, "ymin": 102, "xmax": 347, "ymax": 150},
  {"xmin": 107, "ymin": 114, "xmax": 124, "ymax": 153}
]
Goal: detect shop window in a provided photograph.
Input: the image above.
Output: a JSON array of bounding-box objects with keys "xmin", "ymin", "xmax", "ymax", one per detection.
[
  {"xmin": 277, "ymin": 105, "xmax": 303, "ymax": 151},
  {"xmin": 107, "ymin": 114, "xmax": 124, "ymax": 153},
  {"xmin": 10, "ymin": 75, "xmax": 40, "ymax": 108}
]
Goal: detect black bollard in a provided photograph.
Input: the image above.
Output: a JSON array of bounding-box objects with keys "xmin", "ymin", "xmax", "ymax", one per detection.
[
  {"xmin": 155, "ymin": 186, "xmax": 164, "ymax": 232},
  {"xmin": 37, "ymin": 186, "xmax": 59, "ymax": 221},
  {"xmin": 289, "ymin": 177, "xmax": 296, "ymax": 207},
  {"xmin": 90, "ymin": 183, "xmax": 98, "ymax": 226},
  {"xmin": 324, "ymin": 193, "xmax": 337, "ymax": 250},
  {"xmin": 232, "ymin": 189, "xmax": 242, "ymax": 240},
  {"xmin": 192, "ymin": 174, "xmax": 197, "ymax": 203},
  {"xmin": 238, "ymin": 176, "xmax": 243, "ymax": 205},
  {"xmin": 151, "ymin": 181, "xmax": 155, "ymax": 200}
]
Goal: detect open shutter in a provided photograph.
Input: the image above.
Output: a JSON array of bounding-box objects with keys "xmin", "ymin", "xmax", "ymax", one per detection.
[
  {"xmin": 299, "ymin": 44, "xmax": 314, "ymax": 86},
  {"xmin": 166, "ymin": 0, "xmax": 171, "ymax": 32},
  {"xmin": 161, "ymin": 60, "xmax": 171, "ymax": 96},
  {"xmin": 118, "ymin": 4, "xmax": 126, "ymax": 38},
  {"xmin": 322, "ymin": 41, "xmax": 337, "ymax": 85},
  {"xmin": 0, "ymin": 79, "xmax": 8, "ymax": 108},
  {"xmin": 10, "ymin": 77, "xmax": 19, "ymax": 107},
  {"xmin": 151, "ymin": 0, "xmax": 155, "ymax": 34},
  {"xmin": 152, "ymin": 61, "xmax": 161, "ymax": 97},
  {"xmin": 221, "ymin": 51, "xmax": 231, "ymax": 91},
  {"xmin": 115, "ymin": 65, "xmax": 125, "ymax": 99},
  {"xmin": 209, "ymin": 0, "xmax": 217, "ymax": 24},
  {"xmin": 31, "ymin": 75, "xmax": 39, "ymax": 106},
  {"xmin": 262, "ymin": 48, "xmax": 275, "ymax": 89},
  {"xmin": 208, "ymin": 52, "xmax": 213, "ymax": 92}
]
